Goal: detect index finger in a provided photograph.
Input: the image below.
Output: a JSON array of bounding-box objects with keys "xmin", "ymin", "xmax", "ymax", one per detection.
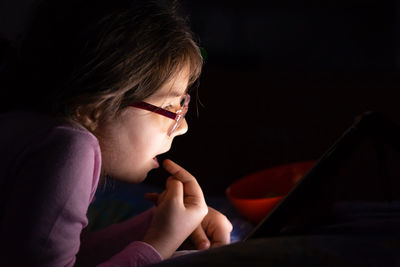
[{"xmin": 163, "ymin": 159, "xmax": 204, "ymax": 200}]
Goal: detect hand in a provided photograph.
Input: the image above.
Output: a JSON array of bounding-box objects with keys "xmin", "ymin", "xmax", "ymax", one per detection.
[
  {"xmin": 190, "ymin": 207, "xmax": 233, "ymax": 250},
  {"xmin": 143, "ymin": 159, "xmax": 208, "ymax": 259}
]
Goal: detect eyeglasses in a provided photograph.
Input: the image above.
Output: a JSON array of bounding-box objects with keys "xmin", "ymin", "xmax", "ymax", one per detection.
[{"xmin": 129, "ymin": 94, "xmax": 190, "ymax": 136}]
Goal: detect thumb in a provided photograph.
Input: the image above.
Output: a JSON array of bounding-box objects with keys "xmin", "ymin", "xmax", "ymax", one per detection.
[{"xmin": 190, "ymin": 226, "xmax": 210, "ymax": 250}]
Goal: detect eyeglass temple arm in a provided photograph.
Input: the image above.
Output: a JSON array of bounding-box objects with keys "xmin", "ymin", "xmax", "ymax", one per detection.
[{"xmin": 130, "ymin": 102, "xmax": 177, "ymax": 120}]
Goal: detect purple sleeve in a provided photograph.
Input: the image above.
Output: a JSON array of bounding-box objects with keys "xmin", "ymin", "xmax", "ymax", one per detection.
[
  {"xmin": 77, "ymin": 207, "xmax": 162, "ymax": 266},
  {"xmin": 1, "ymin": 126, "xmax": 101, "ymax": 266},
  {"xmin": 96, "ymin": 241, "xmax": 162, "ymax": 267}
]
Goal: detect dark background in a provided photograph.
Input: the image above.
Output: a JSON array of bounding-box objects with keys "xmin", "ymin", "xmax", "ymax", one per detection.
[{"xmin": 1, "ymin": 0, "xmax": 400, "ymax": 196}]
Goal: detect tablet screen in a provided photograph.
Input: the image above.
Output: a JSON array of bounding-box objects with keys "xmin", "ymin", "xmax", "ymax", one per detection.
[{"xmin": 246, "ymin": 112, "xmax": 400, "ymax": 240}]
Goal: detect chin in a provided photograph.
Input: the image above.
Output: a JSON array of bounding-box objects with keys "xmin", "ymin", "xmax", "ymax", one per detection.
[
  {"xmin": 134, "ymin": 173, "xmax": 148, "ymax": 183},
  {"xmin": 129, "ymin": 172, "xmax": 149, "ymax": 183},
  {"xmin": 109, "ymin": 162, "xmax": 155, "ymax": 183}
]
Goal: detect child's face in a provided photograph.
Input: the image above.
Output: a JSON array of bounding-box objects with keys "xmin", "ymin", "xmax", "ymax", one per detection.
[{"xmin": 97, "ymin": 66, "xmax": 190, "ymax": 183}]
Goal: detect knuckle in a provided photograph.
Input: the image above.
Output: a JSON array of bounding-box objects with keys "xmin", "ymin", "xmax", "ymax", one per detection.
[
  {"xmin": 203, "ymin": 208, "xmax": 209, "ymax": 216},
  {"xmin": 168, "ymin": 177, "xmax": 182, "ymax": 188},
  {"xmin": 219, "ymin": 214, "xmax": 233, "ymax": 232},
  {"xmin": 199, "ymin": 205, "xmax": 208, "ymax": 217},
  {"xmin": 227, "ymin": 220, "xmax": 233, "ymax": 232},
  {"xmin": 175, "ymin": 169, "xmax": 190, "ymax": 180}
]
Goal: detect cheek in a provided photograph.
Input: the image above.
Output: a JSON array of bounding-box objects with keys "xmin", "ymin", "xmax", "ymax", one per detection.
[
  {"xmin": 126, "ymin": 115, "xmax": 169, "ymax": 153},
  {"xmin": 98, "ymin": 111, "xmax": 175, "ymax": 182},
  {"xmin": 101, "ymin": 111, "xmax": 171, "ymax": 162},
  {"xmin": 153, "ymin": 113, "xmax": 173, "ymax": 134}
]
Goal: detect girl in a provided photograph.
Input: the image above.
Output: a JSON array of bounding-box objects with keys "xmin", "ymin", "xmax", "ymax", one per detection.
[{"xmin": 0, "ymin": 0, "xmax": 232, "ymax": 266}]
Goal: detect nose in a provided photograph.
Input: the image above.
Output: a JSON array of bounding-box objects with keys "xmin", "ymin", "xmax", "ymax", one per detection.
[{"xmin": 173, "ymin": 118, "xmax": 188, "ymax": 137}]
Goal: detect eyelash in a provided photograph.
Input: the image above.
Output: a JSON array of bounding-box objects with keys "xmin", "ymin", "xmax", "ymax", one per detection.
[
  {"xmin": 163, "ymin": 98, "xmax": 185, "ymax": 111},
  {"xmin": 163, "ymin": 104, "xmax": 174, "ymax": 111}
]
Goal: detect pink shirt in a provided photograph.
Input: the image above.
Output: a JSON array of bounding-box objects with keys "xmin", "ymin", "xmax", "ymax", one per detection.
[{"xmin": 0, "ymin": 111, "xmax": 162, "ymax": 266}]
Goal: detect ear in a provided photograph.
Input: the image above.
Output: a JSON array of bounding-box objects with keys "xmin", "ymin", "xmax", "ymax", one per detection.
[{"xmin": 73, "ymin": 105, "xmax": 99, "ymax": 132}]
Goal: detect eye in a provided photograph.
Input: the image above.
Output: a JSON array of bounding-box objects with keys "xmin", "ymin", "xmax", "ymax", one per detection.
[{"xmin": 162, "ymin": 104, "xmax": 174, "ymax": 111}]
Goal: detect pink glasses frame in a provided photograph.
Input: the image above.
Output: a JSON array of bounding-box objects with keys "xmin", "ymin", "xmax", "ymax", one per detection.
[{"xmin": 129, "ymin": 94, "xmax": 190, "ymax": 136}]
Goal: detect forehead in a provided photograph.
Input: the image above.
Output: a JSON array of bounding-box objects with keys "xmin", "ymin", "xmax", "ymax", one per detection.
[{"xmin": 147, "ymin": 66, "xmax": 190, "ymax": 102}]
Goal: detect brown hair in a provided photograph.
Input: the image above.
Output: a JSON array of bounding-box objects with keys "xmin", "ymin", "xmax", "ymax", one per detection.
[{"xmin": 10, "ymin": 0, "xmax": 202, "ymax": 130}]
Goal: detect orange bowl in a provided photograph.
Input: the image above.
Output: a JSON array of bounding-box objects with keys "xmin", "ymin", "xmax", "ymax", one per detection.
[{"xmin": 226, "ymin": 160, "xmax": 315, "ymax": 224}]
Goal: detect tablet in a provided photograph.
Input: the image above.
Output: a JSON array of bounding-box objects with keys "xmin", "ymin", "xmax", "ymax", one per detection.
[{"xmin": 245, "ymin": 111, "xmax": 400, "ymax": 240}]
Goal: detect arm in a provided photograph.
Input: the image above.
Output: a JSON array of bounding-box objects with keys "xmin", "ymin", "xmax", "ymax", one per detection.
[{"xmin": 77, "ymin": 207, "xmax": 160, "ymax": 266}]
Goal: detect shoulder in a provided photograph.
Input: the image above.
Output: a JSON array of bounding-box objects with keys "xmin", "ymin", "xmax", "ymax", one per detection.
[
  {"xmin": 0, "ymin": 112, "xmax": 103, "ymax": 266},
  {"xmin": 47, "ymin": 122, "xmax": 100, "ymax": 156},
  {"xmin": 46, "ymin": 123, "xmax": 102, "ymax": 185},
  {"xmin": 1, "ymin": 110, "xmax": 100, "ymax": 155},
  {"xmin": 1, "ymin": 111, "xmax": 102, "ymax": 196}
]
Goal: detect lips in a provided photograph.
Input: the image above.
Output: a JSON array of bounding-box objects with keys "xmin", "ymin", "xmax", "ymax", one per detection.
[{"xmin": 153, "ymin": 148, "xmax": 170, "ymax": 168}]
